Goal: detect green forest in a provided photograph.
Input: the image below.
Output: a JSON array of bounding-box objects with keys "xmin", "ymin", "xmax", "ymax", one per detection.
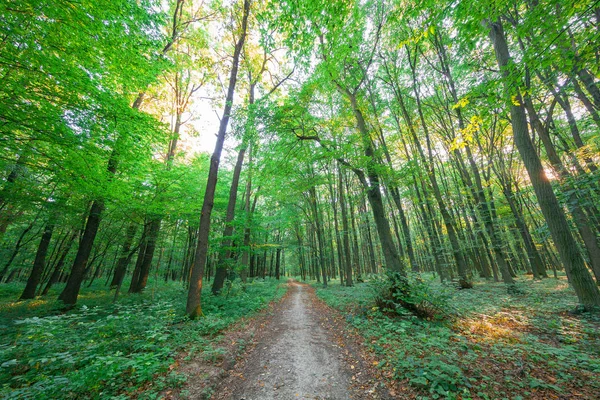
[{"xmin": 1, "ymin": 0, "xmax": 599, "ymax": 399}]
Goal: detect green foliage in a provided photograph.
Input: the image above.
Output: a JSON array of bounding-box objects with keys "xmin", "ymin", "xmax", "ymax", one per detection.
[
  {"xmin": 406, "ymin": 357, "xmax": 470, "ymax": 398},
  {"xmin": 0, "ymin": 278, "xmax": 285, "ymax": 399},
  {"xmin": 316, "ymin": 275, "xmax": 600, "ymax": 399},
  {"xmin": 0, "ymin": 0, "xmax": 171, "ymax": 261},
  {"xmin": 371, "ymin": 272, "xmax": 453, "ymax": 319},
  {"xmin": 2, "ymin": 0, "xmax": 600, "ymax": 395}
]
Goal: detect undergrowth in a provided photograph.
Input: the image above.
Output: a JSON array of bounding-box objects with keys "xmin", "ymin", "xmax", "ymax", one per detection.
[
  {"xmin": 315, "ymin": 274, "xmax": 600, "ymax": 399},
  {"xmin": 0, "ymin": 278, "xmax": 285, "ymax": 399},
  {"xmin": 372, "ymin": 272, "xmax": 454, "ymax": 319}
]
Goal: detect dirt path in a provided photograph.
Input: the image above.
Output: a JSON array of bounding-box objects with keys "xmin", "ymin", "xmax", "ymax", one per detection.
[{"xmin": 212, "ymin": 281, "xmax": 390, "ymax": 400}]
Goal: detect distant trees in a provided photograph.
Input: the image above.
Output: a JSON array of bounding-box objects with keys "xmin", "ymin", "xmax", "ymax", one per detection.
[{"xmin": 256, "ymin": 0, "xmax": 600, "ymax": 308}]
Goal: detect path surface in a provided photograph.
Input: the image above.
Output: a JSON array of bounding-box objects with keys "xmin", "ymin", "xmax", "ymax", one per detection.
[{"xmin": 213, "ymin": 281, "xmax": 387, "ymax": 400}]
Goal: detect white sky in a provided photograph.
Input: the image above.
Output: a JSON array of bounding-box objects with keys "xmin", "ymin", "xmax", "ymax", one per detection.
[{"xmin": 177, "ymin": 88, "xmax": 243, "ymax": 165}]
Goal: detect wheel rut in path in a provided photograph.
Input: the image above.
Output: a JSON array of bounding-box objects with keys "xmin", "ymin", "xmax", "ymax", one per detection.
[{"xmin": 213, "ymin": 281, "xmax": 388, "ymax": 400}]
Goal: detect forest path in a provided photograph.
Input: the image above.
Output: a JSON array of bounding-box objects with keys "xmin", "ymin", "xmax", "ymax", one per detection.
[{"xmin": 212, "ymin": 280, "xmax": 389, "ymax": 400}]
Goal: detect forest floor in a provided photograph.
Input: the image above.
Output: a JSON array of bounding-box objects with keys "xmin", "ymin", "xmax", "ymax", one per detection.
[
  {"xmin": 0, "ymin": 279, "xmax": 286, "ymax": 399},
  {"xmin": 173, "ymin": 280, "xmax": 392, "ymax": 400},
  {"xmin": 315, "ymin": 274, "xmax": 600, "ymax": 400},
  {"xmin": 4, "ymin": 276, "xmax": 598, "ymax": 399},
  {"xmin": 170, "ymin": 275, "xmax": 600, "ymax": 400}
]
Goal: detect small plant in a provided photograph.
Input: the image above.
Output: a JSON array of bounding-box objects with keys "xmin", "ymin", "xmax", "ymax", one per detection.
[
  {"xmin": 373, "ymin": 271, "xmax": 453, "ymax": 319},
  {"xmin": 202, "ymin": 345, "xmax": 226, "ymax": 362},
  {"xmin": 402, "ymin": 356, "xmax": 470, "ymax": 397}
]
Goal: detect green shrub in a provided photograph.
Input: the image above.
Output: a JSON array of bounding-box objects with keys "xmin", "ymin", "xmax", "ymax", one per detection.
[
  {"xmin": 373, "ymin": 271, "xmax": 453, "ymax": 319},
  {"xmin": 400, "ymin": 356, "xmax": 470, "ymax": 397}
]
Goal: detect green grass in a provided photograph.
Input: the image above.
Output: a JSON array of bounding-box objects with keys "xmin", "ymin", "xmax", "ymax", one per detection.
[
  {"xmin": 0, "ymin": 278, "xmax": 286, "ymax": 400},
  {"xmin": 314, "ymin": 274, "xmax": 600, "ymax": 400}
]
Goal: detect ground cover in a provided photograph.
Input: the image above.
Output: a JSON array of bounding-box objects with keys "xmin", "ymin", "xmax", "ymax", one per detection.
[
  {"xmin": 315, "ymin": 274, "xmax": 600, "ymax": 400},
  {"xmin": 0, "ymin": 278, "xmax": 285, "ymax": 400}
]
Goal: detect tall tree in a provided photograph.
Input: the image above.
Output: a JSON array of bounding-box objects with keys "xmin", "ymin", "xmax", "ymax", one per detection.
[
  {"xmin": 187, "ymin": 0, "xmax": 251, "ymax": 318},
  {"xmin": 487, "ymin": 18, "xmax": 600, "ymax": 309}
]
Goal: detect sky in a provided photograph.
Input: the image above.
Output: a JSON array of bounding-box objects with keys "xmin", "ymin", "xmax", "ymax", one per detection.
[{"xmin": 177, "ymin": 87, "xmax": 244, "ymax": 165}]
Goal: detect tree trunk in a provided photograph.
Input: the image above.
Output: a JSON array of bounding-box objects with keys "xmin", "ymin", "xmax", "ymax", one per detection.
[
  {"xmin": 0, "ymin": 220, "xmax": 35, "ymax": 282},
  {"xmin": 326, "ymin": 168, "xmax": 345, "ymax": 285},
  {"xmin": 131, "ymin": 218, "xmax": 161, "ymax": 292},
  {"xmin": 41, "ymin": 230, "xmax": 76, "ymax": 296},
  {"xmin": 338, "ymin": 164, "xmax": 353, "ymax": 286},
  {"xmin": 212, "ymin": 144, "xmax": 247, "ymax": 294},
  {"xmin": 58, "ymin": 200, "xmax": 105, "ymax": 305},
  {"xmin": 55, "ymin": 1, "xmax": 186, "ymax": 305},
  {"xmin": 20, "ymin": 222, "xmax": 54, "ymax": 300},
  {"xmin": 575, "ymin": 67, "xmax": 600, "ymax": 109},
  {"xmin": 308, "ymin": 185, "xmax": 328, "ymax": 286},
  {"xmin": 405, "ymin": 48, "xmax": 472, "ymax": 288},
  {"xmin": 524, "ymin": 83, "xmax": 600, "ymax": 284},
  {"xmin": 110, "ymin": 223, "xmax": 137, "ymax": 288},
  {"xmin": 129, "ymin": 221, "xmax": 149, "ymax": 293},
  {"xmin": 0, "ymin": 152, "xmax": 29, "ymax": 238},
  {"xmin": 187, "ymin": 0, "xmax": 250, "ymax": 318},
  {"xmin": 488, "ymin": 19, "xmax": 600, "ymax": 308},
  {"xmin": 347, "ymin": 181, "xmax": 362, "ymax": 280},
  {"xmin": 347, "ymin": 92, "xmax": 405, "ymax": 276},
  {"xmin": 295, "ymin": 226, "xmax": 307, "ymax": 281},
  {"xmin": 572, "ymin": 77, "xmax": 600, "ymax": 130},
  {"xmin": 432, "ymin": 31, "xmax": 511, "ymax": 283},
  {"xmin": 275, "ymin": 246, "xmax": 281, "ymax": 280},
  {"xmin": 502, "ymin": 182, "xmax": 547, "ymax": 278}
]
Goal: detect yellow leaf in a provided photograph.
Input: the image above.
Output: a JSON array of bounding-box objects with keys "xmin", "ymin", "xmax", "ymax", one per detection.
[
  {"xmin": 452, "ymin": 97, "xmax": 469, "ymax": 110},
  {"xmin": 511, "ymin": 95, "xmax": 521, "ymax": 106}
]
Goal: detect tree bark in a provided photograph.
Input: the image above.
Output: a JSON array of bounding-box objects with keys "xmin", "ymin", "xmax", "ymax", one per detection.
[
  {"xmin": 129, "ymin": 221, "xmax": 150, "ymax": 293},
  {"xmin": 575, "ymin": 67, "xmax": 600, "ymax": 109},
  {"xmin": 337, "ymin": 164, "xmax": 353, "ymax": 286},
  {"xmin": 525, "ymin": 98, "xmax": 600, "ymax": 284},
  {"xmin": 20, "ymin": 222, "xmax": 54, "ymax": 300},
  {"xmin": 0, "ymin": 220, "xmax": 35, "ymax": 282},
  {"xmin": 406, "ymin": 48, "xmax": 472, "ymax": 287},
  {"xmin": 186, "ymin": 0, "xmax": 250, "ymax": 318},
  {"xmin": 212, "ymin": 143, "xmax": 247, "ymax": 294},
  {"xmin": 308, "ymin": 185, "xmax": 328, "ymax": 286},
  {"xmin": 58, "ymin": 200, "xmax": 105, "ymax": 305},
  {"xmin": 275, "ymin": 246, "xmax": 281, "ymax": 280},
  {"xmin": 346, "ymin": 92, "xmax": 405, "ymax": 276},
  {"xmin": 488, "ymin": 19, "xmax": 600, "ymax": 308},
  {"xmin": 110, "ymin": 223, "xmax": 137, "ymax": 288},
  {"xmin": 131, "ymin": 218, "xmax": 161, "ymax": 292},
  {"xmin": 41, "ymin": 230, "xmax": 76, "ymax": 296},
  {"xmin": 429, "ymin": 32, "xmax": 506, "ymax": 281}
]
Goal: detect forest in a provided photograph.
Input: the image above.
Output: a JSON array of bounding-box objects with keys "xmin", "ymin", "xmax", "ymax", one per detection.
[{"xmin": 1, "ymin": 0, "xmax": 599, "ymax": 399}]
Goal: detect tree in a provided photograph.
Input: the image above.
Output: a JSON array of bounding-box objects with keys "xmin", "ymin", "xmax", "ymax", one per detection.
[
  {"xmin": 487, "ymin": 18, "xmax": 600, "ymax": 309},
  {"xmin": 186, "ymin": 0, "xmax": 251, "ymax": 318}
]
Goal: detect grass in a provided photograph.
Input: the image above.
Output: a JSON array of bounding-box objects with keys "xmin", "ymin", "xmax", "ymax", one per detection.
[
  {"xmin": 0, "ymin": 277, "xmax": 286, "ymax": 400},
  {"xmin": 314, "ymin": 274, "xmax": 600, "ymax": 400}
]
